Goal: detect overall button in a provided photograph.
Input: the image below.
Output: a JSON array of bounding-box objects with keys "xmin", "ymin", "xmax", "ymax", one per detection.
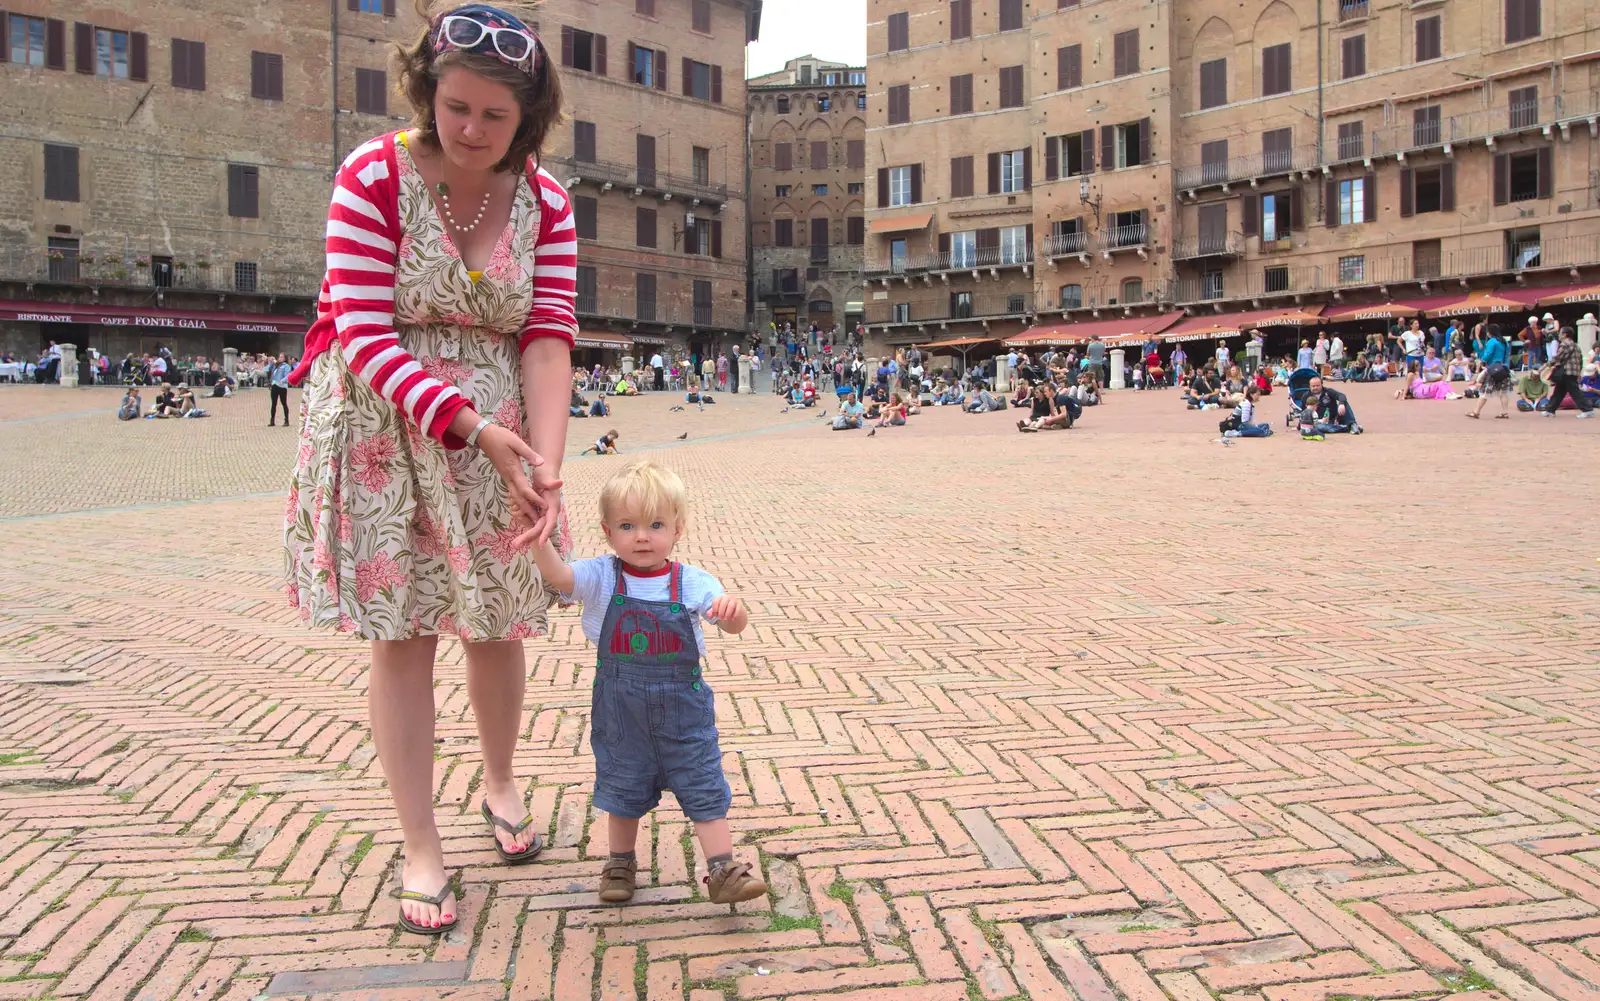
[
  {"xmin": 692, "ymin": 682, "xmax": 702, "ymax": 691},
  {"xmin": 613, "ymin": 595, "xmax": 625, "ymax": 606},
  {"xmin": 670, "ymin": 602, "xmax": 683, "ymax": 613}
]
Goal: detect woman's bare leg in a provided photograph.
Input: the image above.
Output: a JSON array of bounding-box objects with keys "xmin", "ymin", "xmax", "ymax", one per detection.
[
  {"xmin": 464, "ymin": 639, "xmax": 537, "ymax": 854},
  {"xmin": 369, "ymin": 636, "xmax": 456, "ymax": 928}
]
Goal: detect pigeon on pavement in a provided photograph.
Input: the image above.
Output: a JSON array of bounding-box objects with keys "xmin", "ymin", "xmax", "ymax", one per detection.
[
  {"xmin": 867, "ymin": 427, "xmax": 876, "ymax": 437},
  {"xmin": 677, "ymin": 432, "xmax": 688, "ymax": 440}
]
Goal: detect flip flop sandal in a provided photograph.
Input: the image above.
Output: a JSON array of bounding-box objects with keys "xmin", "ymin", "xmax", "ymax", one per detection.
[
  {"xmin": 1495, "ymin": 413, "xmax": 1510, "ymax": 419},
  {"xmin": 392, "ymin": 876, "xmax": 459, "ymax": 936},
  {"xmin": 481, "ymin": 800, "xmax": 544, "ymax": 865},
  {"xmin": 1465, "ymin": 412, "xmax": 1479, "ymax": 419}
]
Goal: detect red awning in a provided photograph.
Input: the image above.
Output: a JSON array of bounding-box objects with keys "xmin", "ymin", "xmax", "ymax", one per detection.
[
  {"xmin": 573, "ymin": 330, "xmax": 633, "ymax": 350},
  {"xmin": 1506, "ymin": 283, "xmax": 1600, "ymax": 308},
  {"xmin": 1162, "ymin": 305, "xmax": 1328, "ymax": 342},
  {"xmin": 1418, "ymin": 288, "xmax": 1529, "ymax": 318},
  {"xmin": 1006, "ymin": 311, "xmax": 1184, "ymax": 347},
  {"xmin": 1319, "ymin": 294, "xmax": 1468, "ymax": 323},
  {"xmin": 0, "ymin": 298, "xmax": 308, "ymax": 334}
]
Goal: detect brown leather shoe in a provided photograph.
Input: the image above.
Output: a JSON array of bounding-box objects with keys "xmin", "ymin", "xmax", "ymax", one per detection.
[
  {"xmin": 598, "ymin": 857, "xmax": 637, "ymax": 903},
  {"xmin": 705, "ymin": 861, "xmax": 767, "ymax": 904}
]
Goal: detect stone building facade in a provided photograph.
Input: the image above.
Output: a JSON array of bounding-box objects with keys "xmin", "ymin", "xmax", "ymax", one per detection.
[
  {"xmin": 863, "ymin": 0, "xmax": 1600, "ymax": 355},
  {"xmin": 0, "ymin": 0, "xmax": 757, "ymax": 369},
  {"xmin": 747, "ymin": 56, "xmax": 868, "ymax": 343}
]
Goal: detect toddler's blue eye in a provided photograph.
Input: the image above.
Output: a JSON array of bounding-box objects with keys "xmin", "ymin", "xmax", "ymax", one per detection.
[{"xmin": 651, "ymin": 522, "xmax": 664, "ymax": 530}]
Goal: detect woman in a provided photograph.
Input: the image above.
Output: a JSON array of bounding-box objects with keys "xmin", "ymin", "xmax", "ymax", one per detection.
[{"xmin": 282, "ymin": 2, "xmax": 573, "ymax": 937}]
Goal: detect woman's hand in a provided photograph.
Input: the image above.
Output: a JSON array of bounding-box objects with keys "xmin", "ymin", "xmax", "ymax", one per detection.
[
  {"xmin": 524, "ymin": 465, "xmax": 564, "ymax": 547},
  {"xmin": 477, "ymin": 423, "xmax": 545, "ymax": 527}
]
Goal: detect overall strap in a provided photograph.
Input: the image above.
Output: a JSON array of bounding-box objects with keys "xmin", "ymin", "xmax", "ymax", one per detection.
[
  {"xmin": 669, "ymin": 563, "xmax": 682, "ymax": 603},
  {"xmin": 612, "ymin": 557, "xmax": 628, "ymax": 596}
]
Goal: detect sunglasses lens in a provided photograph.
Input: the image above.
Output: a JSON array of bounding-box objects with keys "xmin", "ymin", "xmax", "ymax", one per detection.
[
  {"xmin": 444, "ymin": 18, "xmax": 484, "ymax": 46},
  {"xmin": 496, "ymin": 31, "xmax": 531, "ymax": 61}
]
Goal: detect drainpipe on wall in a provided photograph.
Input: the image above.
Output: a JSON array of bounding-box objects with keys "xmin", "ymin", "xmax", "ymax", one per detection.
[
  {"xmin": 331, "ymin": 0, "xmax": 341, "ymax": 173},
  {"xmin": 1316, "ymin": 0, "xmax": 1325, "ymax": 166}
]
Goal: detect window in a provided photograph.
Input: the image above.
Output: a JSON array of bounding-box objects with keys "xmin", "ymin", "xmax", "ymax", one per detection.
[
  {"xmin": 949, "ymin": 231, "xmax": 976, "ymax": 267},
  {"xmin": 355, "ymin": 68, "xmax": 387, "ymax": 115},
  {"xmin": 1058, "ymin": 45, "xmax": 1082, "ymax": 90},
  {"xmin": 1000, "ymin": 0, "xmax": 1023, "ymax": 31},
  {"xmin": 636, "ymin": 0, "xmax": 654, "ymax": 15},
  {"xmin": 950, "ymin": 155, "xmax": 975, "ymax": 197},
  {"xmin": 950, "ymin": 0, "xmax": 972, "ymax": 39},
  {"xmin": 818, "ymin": 94, "xmax": 831, "ymax": 111},
  {"xmin": 574, "ymin": 121, "xmax": 596, "ymax": 162},
  {"xmin": 857, "ymin": 94, "xmax": 867, "ymax": 110},
  {"xmin": 1064, "ymin": 132, "xmax": 1092, "ymax": 176},
  {"xmin": 1261, "ymin": 192, "xmax": 1285, "ymax": 241},
  {"xmin": 777, "ymin": 95, "xmax": 790, "ymax": 113},
  {"xmin": 636, "ymin": 207, "xmax": 657, "ymax": 248},
  {"xmin": 43, "ymin": 144, "xmax": 79, "ymax": 202},
  {"xmin": 233, "ymin": 261, "xmax": 258, "ymax": 293},
  {"xmin": 227, "ymin": 164, "xmax": 259, "ymax": 218},
  {"xmin": 1263, "ymin": 266, "xmax": 1290, "ymax": 293},
  {"xmin": 813, "ymin": 183, "xmax": 829, "ymax": 195},
  {"xmin": 694, "ymin": 280, "xmax": 713, "ymax": 325},
  {"xmin": 999, "ymin": 149, "xmax": 1027, "ymax": 192},
  {"xmin": 1201, "ymin": 271, "xmax": 1224, "ymax": 299},
  {"xmin": 1115, "ymin": 121, "xmax": 1149, "ymax": 168},
  {"xmin": 1110, "ymin": 209, "xmax": 1145, "ymax": 246},
  {"xmin": 1262, "ymin": 43, "xmax": 1290, "ymax": 96},
  {"xmin": 1199, "ymin": 58, "xmax": 1227, "ymax": 108},
  {"xmin": 683, "ymin": 59, "xmax": 720, "ymax": 102},
  {"xmin": 1006, "ymin": 293, "xmax": 1027, "ymax": 313},
  {"xmin": 847, "ymin": 140, "xmax": 865, "ymax": 169},
  {"xmin": 631, "ymin": 43, "xmax": 656, "ymax": 86},
  {"xmin": 823, "ymin": 72, "xmax": 840, "ymax": 86},
  {"xmin": 998, "ymin": 65, "xmax": 1023, "ymax": 108},
  {"xmin": 1200, "ymin": 139, "xmax": 1227, "ymax": 183},
  {"xmin": 800, "ymin": 65, "xmax": 813, "ymax": 85},
  {"xmin": 47, "ymin": 236, "xmax": 79, "ymax": 281},
  {"xmin": 356, "ymin": 0, "xmax": 388, "ymax": 11},
  {"xmin": 887, "ymin": 11, "xmax": 909, "ymax": 51},
  {"xmin": 951, "ymin": 291, "xmax": 974, "ymax": 318},
  {"xmin": 685, "ymin": 217, "xmax": 719, "ymax": 256},
  {"xmin": 692, "ymin": 0, "xmax": 711, "ymax": 32},
  {"xmin": 889, "ymin": 165, "xmax": 913, "ymax": 206},
  {"xmin": 847, "ymin": 216, "xmax": 864, "ymax": 244},
  {"xmin": 1113, "ymin": 29, "xmax": 1139, "ymax": 77},
  {"xmin": 1505, "ymin": 0, "xmax": 1540, "ymax": 44},
  {"xmin": 888, "ymin": 84, "xmax": 910, "ymax": 124},
  {"xmin": 1502, "ymin": 148, "xmax": 1546, "ymax": 203},
  {"xmin": 774, "ymin": 142, "xmax": 792, "ymax": 171},
  {"xmin": 1506, "ymin": 227, "xmax": 1540, "ymax": 269},
  {"xmin": 1509, "ymin": 85, "xmax": 1538, "ymax": 129},
  {"xmin": 1336, "ymin": 121, "xmax": 1363, "ymax": 160},
  {"xmin": 1262, "ymin": 128, "xmax": 1291, "ymax": 172},
  {"xmin": 1338, "ymin": 255, "xmax": 1365, "ymax": 283},
  {"xmin": 774, "ymin": 218, "xmax": 793, "ymax": 246},
  {"xmin": 848, "ymin": 181, "xmax": 863, "ymax": 194},
  {"xmin": 999, "ymin": 226, "xmax": 1028, "ymax": 264},
  {"xmin": 1121, "ymin": 278, "xmax": 1144, "ymax": 302},
  {"xmin": 1059, "ymin": 284, "xmax": 1083, "ymax": 308},
  {"xmin": 1415, "ymin": 15, "xmax": 1441, "ymax": 61},
  {"xmin": 809, "ymin": 140, "xmax": 827, "ymax": 170},
  {"xmin": 890, "ymin": 238, "xmax": 908, "ymax": 272},
  {"xmin": 893, "ymin": 302, "xmax": 911, "ymax": 322},
  {"xmin": 850, "ymin": 71, "xmax": 866, "ymax": 85},
  {"xmin": 170, "ymin": 38, "xmax": 205, "ymax": 90},
  {"xmin": 774, "ymin": 185, "xmax": 791, "ymax": 199},
  {"xmin": 95, "ymin": 27, "xmax": 130, "ymax": 78},
  {"xmin": 1402, "ymin": 164, "xmax": 1453, "ymax": 214},
  {"xmin": 8, "ymin": 14, "xmax": 48, "ymax": 66},
  {"xmin": 251, "ymin": 51, "xmax": 283, "ymax": 100},
  {"xmin": 1341, "ymin": 35, "xmax": 1365, "ymax": 78},
  {"xmin": 950, "ymin": 73, "xmax": 973, "ymax": 115},
  {"xmin": 636, "ymin": 273, "xmax": 656, "ymax": 321},
  {"xmin": 1412, "ymin": 105, "xmax": 1441, "ymax": 147},
  {"xmin": 1340, "ymin": 177, "xmax": 1366, "ymax": 224},
  {"xmin": 1414, "ymin": 238, "xmax": 1442, "ymax": 279},
  {"xmin": 693, "ymin": 146, "xmax": 710, "ymax": 184},
  {"xmin": 564, "ymin": 28, "xmax": 605, "ymax": 74},
  {"xmin": 576, "ymin": 266, "xmax": 598, "ymax": 313},
  {"xmin": 573, "ymin": 195, "xmax": 597, "ymax": 239}
]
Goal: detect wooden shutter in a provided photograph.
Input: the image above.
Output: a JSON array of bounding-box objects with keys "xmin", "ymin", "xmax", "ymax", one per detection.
[
  {"xmin": 1081, "ymin": 129, "xmax": 1095, "ymax": 172},
  {"xmin": 774, "ymin": 218, "xmax": 791, "ymax": 246},
  {"xmin": 1363, "ymin": 172, "xmax": 1377, "ymax": 221},
  {"xmin": 1000, "ymin": 0, "xmax": 1022, "ymax": 30},
  {"xmin": 774, "ymin": 142, "xmax": 791, "ymax": 171},
  {"xmin": 810, "ymin": 141, "xmax": 826, "ymax": 170},
  {"xmin": 848, "ymin": 217, "xmax": 864, "ymax": 244},
  {"xmin": 1138, "ymin": 118, "xmax": 1151, "ymax": 165},
  {"xmin": 269, "ymin": 54, "xmax": 282, "ymax": 100},
  {"xmin": 1343, "ymin": 35, "xmax": 1365, "ymax": 77},
  {"xmin": 1399, "ymin": 167, "xmax": 1414, "ymax": 217},
  {"xmin": 190, "ymin": 40, "xmax": 205, "ymax": 90},
  {"xmin": 1058, "ymin": 45, "xmax": 1081, "ymax": 89},
  {"xmin": 594, "ymin": 34, "xmax": 606, "ymax": 76},
  {"xmin": 241, "ymin": 166, "xmax": 259, "ymax": 218},
  {"xmin": 909, "ymin": 164, "xmax": 922, "ymax": 203},
  {"xmin": 1022, "ymin": 147, "xmax": 1032, "ymax": 189},
  {"xmin": 1323, "ymin": 179, "xmax": 1338, "ymax": 227},
  {"xmin": 129, "ymin": 31, "xmax": 146, "ymax": 80},
  {"xmin": 951, "ymin": 0, "xmax": 971, "ymax": 39},
  {"xmin": 711, "ymin": 219, "xmax": 723, "ymax": 258},
  {"xmin": 1100, "ymin": 125, "xmax": 1114, "ymax": 172},
  {"xmin": 636, "ymin": 207, "xmax": 655, "ymax": 247},
  {"xmin": 0, "ymin": 12, "xmax": 8, "ymax": 63},
  {"xmin": 1199, "ymin": 204, "xmax": 1224, "ymax": 245},
  {"xmin": 987, "ymin": 152, "xmax": 1000, "ymax": 193},
  {"xmin": 848, "ymin": 140, "xmax": 864, "ymax": 168},
  {"xmin": 171, "ymin": 40, "xmax": 185, "ymax": 88},
  {"xmin": 627, "ymin": 41, "xmax": 637, "ymax": 81},
  {"xmin": 999, "ymin": 68, "xmax": 1012, "ymax": 107},
  {"xmin": 877, "ymin": 167, "xmax": 890, "ymax": 207},
  {"xmin": 950, "ymin": 156, "xmax": 965, "ymax": 196},
  {"xmin": 1536, "ymin": 146, "xmax": 1552, "ymax": 199},
  {"xmin": 1244, "ymin": 192, "xmax": 1260, "ymax": 235},
  {"xmin": 938, "ymin": 232, "xmax": 951, "ymax": 255},
  {"xmin": 561, "ymin": 26, "xmax": 573, "ymax": 66},
  {"xmin": 1492, "ymin": 154, "xmax": 1508, "ymax": 205},
  {"xmin": 1200, "ymin": 59, "xmax": 1225, "ymax": 107},
  {"xmin": 653, "ymin": 50, "xmax": 665, "ymax": 89},
  {"xmin": 683, "ymin": 57, "xmax": 694, "ymax": 95},
  {"xmin": 711, "ymin": 64, "xmax": 721, "ymax": 102},
  {"xmin": 1415, "ymin": 16, "xmax": 1440, "ymax": 61},
  {"xmin": 74, "ymin": 22, "xmax": 91, "ymax": 73},
  {"xmin": 383, "ymin": 0, "xmax": 396, "ymax": 14},
  {"xmin": 251, "ymin": 50, "xmax": 264, "ymax": 97},
  {"xmin": 1289, "ymin": 186, "xmax": 1304, "ymax": 230},
  {"xmin": 1044, "ymin": 136, "xmax": 1059, "ymax": 180},
  {"xmin": 1440, "ymin": 162, "xmax": 1455, "ymax": 212},
  {"xmin": 46, "ymin": 19, "xmax": 66, "ymax": 69},
  {"xmin": 346, "ymin": 0, "xmax": 359, "ymax": 9}
]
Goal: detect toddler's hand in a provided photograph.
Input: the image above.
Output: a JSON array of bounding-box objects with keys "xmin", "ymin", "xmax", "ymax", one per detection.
[{"xmin": 707, "ymin": 596, "xmax": 745, "ymax": 627}]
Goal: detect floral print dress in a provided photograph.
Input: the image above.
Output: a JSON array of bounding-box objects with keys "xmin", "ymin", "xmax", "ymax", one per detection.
[{"xmin": 284, "ymin": 137, "xmax": 571, "ymax": 641}]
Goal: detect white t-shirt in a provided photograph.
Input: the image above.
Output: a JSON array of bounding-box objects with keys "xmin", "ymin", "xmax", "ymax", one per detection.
[
  {"xmin": 650, "ymin": 354, "xmax": 663, "ymax": 369},
  {"xmin": 1216, "ymin": 346, "xmax": 1230, "ymax": 367},
  {"xmin": 562, "ymin": 557, "xmax": 726, "ymax": 656},
  {"xmin": 1401, "ymin": 330, "xmax": 1424, "ymax": 354},
  {"xmin": 1330, "ymin": 337, "xmax": 1345, "ymax": 360}
]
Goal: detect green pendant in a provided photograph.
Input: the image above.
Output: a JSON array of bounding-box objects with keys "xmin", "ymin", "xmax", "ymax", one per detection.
[{"xmin": 435, "ymin": 181, "xmax": 450, "ymax": 198}]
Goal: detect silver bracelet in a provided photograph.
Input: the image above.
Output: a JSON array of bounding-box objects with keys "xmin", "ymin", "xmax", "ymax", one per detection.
[{"xmin": 464, "ymin": 417, "xmax": 492, "ymax": 450}]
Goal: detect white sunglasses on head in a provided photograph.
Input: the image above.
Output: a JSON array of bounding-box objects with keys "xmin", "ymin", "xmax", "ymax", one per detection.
[{"xmin": 437, "ymin": 15, "xmax": 537, "ymax": 69}]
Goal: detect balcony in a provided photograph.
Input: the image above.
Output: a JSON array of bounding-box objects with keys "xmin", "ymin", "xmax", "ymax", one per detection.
[
  {"xmin": 932, "ymin": 245, "xmax": 1034, "ymax": 274},
  {"xmin": 1172, "ymin": 232, "xmax": 1244, "ymax": 261},
  {"xmin": 755, "ymin": 274, "xmax": 803, "ymax": 300},
  {"xmin": 1175, "ymin": 144, "xmax": 1319, "ymax": 191},
  {"xmin": 0, "ymin": 249, "xmax": 321, "ymax": 299},
  {"xmin": 1172, "ymin": 266, "xmax": 1323, "ymax": 305},
  {"xmin": 550, "ymin": 155, "xmax": 731, "ymax": 209},
  {"xmin": 1325, "ymin": 94, "xmax": 1594, "ymax": 164},
  {"xmin": 1044, "ymin": 231, "xmax": 1090, "ymax": 261},
  {"xmin": 867, "ymin": 291, "xmax": 1034, "ymax": 327},
  {"xmin": 865, "ymin": 251, "xmax": 936, "ymax": 278},
  {"xmin": 1097, "ymin": 222, "xmax": 1150, "ymax": 256},
  {"xmin": 1338, "ymin": 0, "xmax": 1369, "ymax": 19}
]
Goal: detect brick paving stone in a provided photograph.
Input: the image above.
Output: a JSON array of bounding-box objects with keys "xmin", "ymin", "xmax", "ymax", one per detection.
[{"xmin": 1, "ymin": 383, "xmax": 1599, "ymax": 999}]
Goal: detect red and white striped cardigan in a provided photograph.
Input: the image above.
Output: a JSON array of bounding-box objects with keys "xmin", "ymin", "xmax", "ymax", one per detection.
[{"xmin": 290, "ymin": 131, "xmax": 578, "ymax": 448}]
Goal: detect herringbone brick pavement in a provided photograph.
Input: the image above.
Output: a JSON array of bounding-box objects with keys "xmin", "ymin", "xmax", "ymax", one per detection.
[{"xmin": 0, "ymin": 382, "xmax": 1596, "ymax": 1001}]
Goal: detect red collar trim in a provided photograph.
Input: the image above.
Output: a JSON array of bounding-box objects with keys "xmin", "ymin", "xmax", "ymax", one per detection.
[{"xmin": 621, "ymin": 562, "xmax": 672, "ymax": 578}]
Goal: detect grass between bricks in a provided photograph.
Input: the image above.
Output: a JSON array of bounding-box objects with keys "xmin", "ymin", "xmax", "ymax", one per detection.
[
  {"xmin": 1440, "ymin": 971, "xmax": 1496, "ymax": 993},
  {"xmin": 0, "ymin": 753, "xmax": 33, "ymax": 766},
  {"xmin": 768, "ymin": 914, "xmax": 821, "ymax": 932},
  {"xmin": 347, "ymin": 832, "xmax": 376, "ymax": 870},
  {"xmin": 177, "ymin": 926, "xmax": 213, "ymax": 943},
  {"xmin": 826, "ymin": 880, "xmax": 854, "ymax": 905}
]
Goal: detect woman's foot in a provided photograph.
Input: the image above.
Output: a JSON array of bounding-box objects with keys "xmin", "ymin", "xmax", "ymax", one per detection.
[
  {"xmin": 398, "ymin": 854, "xmax": 456, "ymax": 931},
  {"xmin": 481, "ymin": 781, "xmax": 539, "ymax": 856}
]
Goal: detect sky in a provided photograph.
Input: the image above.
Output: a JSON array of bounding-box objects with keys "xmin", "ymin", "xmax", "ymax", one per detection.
[{"xmin": 746, "ymin": 0, "xmax": 867, "ymax": 78}]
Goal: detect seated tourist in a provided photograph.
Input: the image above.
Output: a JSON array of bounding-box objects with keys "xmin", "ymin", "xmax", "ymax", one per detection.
[
  {"xmin": 149, "ymin": 384, "xmax": 182, "ymax": 418},
  {"xmin": 118, "ymin": 387, "xmax": 142, "ymax": 421},
  {"xmin": 1447, "ymin": 349, "xmax": 1472, "ymax": 382},
  {"xmin": 1300, "ymin": 376, "xmax": 1363, "ymax": 433},
  {"xmin": 1185, "ymin": 369, "xmax": 1221, "ymax": 408},
  {"xmin": 876, "ymin": 392, "xmax": 908, "ymax": 427},
  {"xmin": 612, "ymin": 376, "xmax": 637, "ymax": 396},
  {"xmin": 178, "ymin": 386, "xmax": 209, "ymax": 418},
  {"xmin": 1017, "ymin": 380, "xmax": 1075, "ymax": 432},
  {"xmin": 1220, "ymin": 384, "xmax": 1272, "ymax": 438},
  {"xmin": 833, "ymin": 392, "xmax": 866, "ymax": 430},
  {"xmin": 1516, "ymin": 369, "xmax": 1548, "ymax": 411},
  {"xmin": 590, "ymin": 393, "xmax": 610, "ymax": 418},
  {"xmin": 1420, "ymin": 347, "xmax": 1446, "ymax": 383},
  {"xmin": 570, "ymin": 387, "xmax": 589, "ymax": 417},
  {"xmin": 1071, "ymin": 372, "xmax": 1102, "ymax": 406},
  {"xmin": 1010, "ymin": 381, "xmax": 1033, "ymax": 411}
]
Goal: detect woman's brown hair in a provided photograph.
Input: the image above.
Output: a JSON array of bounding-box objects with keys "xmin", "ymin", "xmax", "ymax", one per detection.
[{"xmin": 394, "ymin": 0, "xmax": 564, "ymax": 174}]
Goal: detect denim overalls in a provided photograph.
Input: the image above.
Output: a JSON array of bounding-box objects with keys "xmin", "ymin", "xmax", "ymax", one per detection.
[{"xmin": 590, "ymin": 559, "xmax": 731, "ymax": 822}]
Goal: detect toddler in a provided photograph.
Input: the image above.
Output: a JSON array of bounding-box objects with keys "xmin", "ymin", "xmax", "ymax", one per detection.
[
  {"xmin": 531, "ymin": 461, "xmax": 765, "ymax": 905},
  {"xmin": 582, "ymin": 429, "xmax": 620, "ymax": 455}
]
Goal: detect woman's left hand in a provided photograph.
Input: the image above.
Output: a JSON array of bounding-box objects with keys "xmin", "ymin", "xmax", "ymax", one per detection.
[{"xmin": 522, "ymin": 466, "xmax": 564, "ymax": 547}]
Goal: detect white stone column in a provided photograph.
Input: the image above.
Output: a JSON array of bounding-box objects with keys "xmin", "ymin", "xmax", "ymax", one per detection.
[
  {"xmin": 1579, "ymin": 313, "xmax": 1597, "ymax": 362},
  {"xmin": 991, "ymin": 354, "xmax": 1010, "ymax": 394},
  {"xmin": 738, "ymin": 354, "xmax": 753, "ymax": 394},
  {"xmin": 620, "ymin": 354, "xmax": 636, "ymax": 376},
  {"xmin": 1109, "ymin": 348, "xmax": 1126, "ymax": 390},
  {"xmin": 59, "ymin": 343, "xmax": 79, "ymax": 387},
  {"xmin": 223, "ymin": 347, "xmax": 239, "ymax": 379}
]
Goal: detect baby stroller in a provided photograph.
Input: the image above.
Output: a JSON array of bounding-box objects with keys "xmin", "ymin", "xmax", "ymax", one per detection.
[{"xmin": 1283, "ymin": 367, "xmax": 1320, "ymax": 427}]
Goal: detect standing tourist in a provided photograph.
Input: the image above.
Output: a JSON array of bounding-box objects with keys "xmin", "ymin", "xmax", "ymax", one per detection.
[
  {"xmin": 1329, "ymin": 332, "xmax": 1345, "ymax": 375},
  {"xmin": 1296, "ymin": 338, "xmax": 1314, "ymax": 371},
  {"xmin": 650, "ymin": 348, "xmax": 664, "ymax": 392},
  {"xmin": 1542, "ymin": 326, "xmax": 1595, "ymax": 418},
  {"xmin": 1312, "ymin": 331, "xmax": 1329, "ymax": 373},
  {"xmin": 267, "ymin": 354, "xmax": 292, "ymax": 427},
  {"xmin": 282, "ymin": 3, "xmax": 575, "ymax": 937}
]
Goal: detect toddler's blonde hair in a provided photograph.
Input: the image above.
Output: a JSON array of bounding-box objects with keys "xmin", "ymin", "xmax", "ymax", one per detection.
[{"xmin": 599, "ymin": 460, "xmax": 688, "ymax": 530}]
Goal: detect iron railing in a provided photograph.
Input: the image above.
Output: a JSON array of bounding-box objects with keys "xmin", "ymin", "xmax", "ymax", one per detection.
[
  {"xmin": 1044, "ymin": 232, "xmax": 1090, "ymax": 257},
  {"xmin": 1172, "ymin": 232, "xmax": 1244, "ymax": 261},
  {"xmin": 1174, "ymin": 144, "xmax": 1319, "ymax": 190},
  {"xmin": 1097, "ymin": 223, "xmax": 1150, "ymax": 252},
  {"xmin": 865, "ymin": 251, "xmax": 935, "ymax": 275},
  {"xmin": 932, "ymin": 245, "xmax": 1034, "ymax": 271},
  {"xmin": 0, "ymin": 249, "xmax": 321, "ymax": 298},
  {"xmin": 1338, "ymin": 0, "xmax": 1369, "ymax": 19},
  {"xmin": 867, "ymin": 291, "xmax": 1034, "ymax": 325},
  {"xmin": 1324, "ymin": 94, "xmax": 1589, "ymax": 163}
]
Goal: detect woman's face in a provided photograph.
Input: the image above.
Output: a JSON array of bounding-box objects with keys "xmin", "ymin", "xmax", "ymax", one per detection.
[{"xmin": 433, "ymin": 66, "xmax": 523, "ymax": 172}]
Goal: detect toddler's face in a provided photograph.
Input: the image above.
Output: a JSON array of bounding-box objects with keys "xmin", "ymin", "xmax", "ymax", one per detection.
[{"xmin": 602, "ymin": 503, "xmax": 683, "ymax": 571}]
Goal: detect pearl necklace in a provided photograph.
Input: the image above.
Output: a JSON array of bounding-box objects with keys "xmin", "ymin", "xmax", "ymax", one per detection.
[{"xmin": 435, "ymin": 181, "xmax": 492, "ymax": 234}]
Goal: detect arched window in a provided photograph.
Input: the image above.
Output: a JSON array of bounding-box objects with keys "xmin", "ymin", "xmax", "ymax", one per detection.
[
  {"xmin": 1059, "ymin": 284, "xmax": 1083, "ymax": 308},
  {"xmin": 1121, "ymin": 278, "xmax": 1144, "ymax": 302}
]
